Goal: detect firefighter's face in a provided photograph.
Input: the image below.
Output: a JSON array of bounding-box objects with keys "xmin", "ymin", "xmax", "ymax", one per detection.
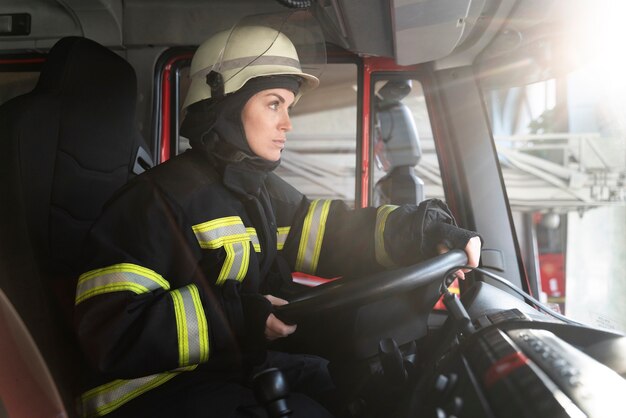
[{"xmin": 242, "ymin": 88, "xmax": 295, "ymax": 161}]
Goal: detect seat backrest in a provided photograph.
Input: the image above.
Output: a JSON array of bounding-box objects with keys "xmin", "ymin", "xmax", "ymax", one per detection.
[
  {"xmin": 4, "ymin": 36, "xmax": 152, "ymax": 277},
  {"xmin": 0, "ymin": 36, "xmax": 153, "ymax": 417}
]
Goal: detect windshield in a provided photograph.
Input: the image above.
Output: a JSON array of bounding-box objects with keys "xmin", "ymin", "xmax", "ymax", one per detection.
[{"xmin": 480, "ymin": 1, "xmax": 626, "ymax": 333}]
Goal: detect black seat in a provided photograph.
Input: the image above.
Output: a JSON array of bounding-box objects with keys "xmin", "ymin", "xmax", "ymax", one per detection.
[
  {"xmin": 3, "ymin": 36, "xmax": 152, "ymax": 278},
  {"xmin": 0, "ymin": 36, "xmax": 153, "ymax": 416}
]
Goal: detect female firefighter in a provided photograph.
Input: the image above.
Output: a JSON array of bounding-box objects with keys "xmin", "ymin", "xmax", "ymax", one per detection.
[{"xmin": 74, "ymin": 18, "xmax": 481, "ymax": 418}]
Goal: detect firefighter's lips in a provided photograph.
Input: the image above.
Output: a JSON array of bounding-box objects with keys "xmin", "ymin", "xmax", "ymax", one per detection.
[{"xmin": 273, "ymin": 139, "xmax": 286, "ymax": 148}]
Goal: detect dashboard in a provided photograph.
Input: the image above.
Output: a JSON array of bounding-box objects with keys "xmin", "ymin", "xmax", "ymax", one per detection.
[{"xmin": 411, "ymin": 282, "xmax": 626, "ymax": 418}]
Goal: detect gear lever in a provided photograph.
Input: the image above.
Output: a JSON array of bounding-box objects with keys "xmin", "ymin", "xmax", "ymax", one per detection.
[
  {"xmin": 252, "ymin": 368, "xmax": 292, "ymax": 417},
  {"xmin": 378, "ymin": 338, "xmax": 408, "ymax": 385}
]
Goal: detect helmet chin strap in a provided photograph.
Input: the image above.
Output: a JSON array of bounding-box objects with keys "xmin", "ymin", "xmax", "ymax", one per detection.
[{"xmin": 206, "ymin": 71, "xmax": 225, "ymax": 99}]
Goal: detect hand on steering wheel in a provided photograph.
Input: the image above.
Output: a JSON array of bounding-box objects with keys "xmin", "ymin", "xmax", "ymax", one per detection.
[
  {"xmin": 437, "ymin": 236, "xmax": 481, "ymax": 281},
  {"xmin": 264, "ymin": 295, "xmax": 297, "ymax": 340}
]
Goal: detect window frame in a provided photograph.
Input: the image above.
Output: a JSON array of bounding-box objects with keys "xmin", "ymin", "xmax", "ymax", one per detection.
[
  {"xmin": 0, "ymin": 53, "xmax": 45, "ymax": 106},
  {"xmin": 153, "ymin": 47, "xmax": 195, "ymax": 164}
]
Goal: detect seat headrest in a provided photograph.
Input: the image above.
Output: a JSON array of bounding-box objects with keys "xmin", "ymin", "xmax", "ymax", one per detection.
[
  {"xmin": 35, "ymin": 36, "xmax": 139, "ymax": 173},
  {"xmin": 35, "ymin": 37, "xmax": 136, "ymax": 102}
]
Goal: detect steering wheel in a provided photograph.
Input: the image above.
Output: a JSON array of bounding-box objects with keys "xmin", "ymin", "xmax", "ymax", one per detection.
[{"xmin": 275, "ymin": 250, "xmax": 468, "ymax": 324}]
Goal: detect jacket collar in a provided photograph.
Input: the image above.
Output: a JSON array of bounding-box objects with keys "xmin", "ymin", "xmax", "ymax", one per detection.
[{"xmin": 195, "ymin": 134, "xmax": 278, "ymax": 198}]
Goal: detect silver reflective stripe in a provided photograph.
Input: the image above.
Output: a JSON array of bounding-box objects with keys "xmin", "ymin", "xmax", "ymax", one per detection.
[
  {"xmin": 295, "ymin": 200, "xmax": 331, "ymax": 274},
  {"xmin": 192, "ymin": 217, "xmax": 251, "ymax": 284},
  {"xmin": 219, "ymin": 55, "xmax": 301, "ymax": 72},
  {"xmin": 80, "ymin": 368, "xmax": 191, "ymax": 417},
  {"xmin": 76, "ymin": 263, "xmax": 170, "ymax": 305},
  {"xmin": 375, "ymin": 205, "xmax": 399, "ymax": 268},
  {"xmin": 193, "ymin": 216, "xmax": 249, "ymax": 249},
  {"xmin": 277, "ymin": 227, "xmax": 290, "ymax": 250},
  {"xmin": 171, "ymin": 285, "xmax": 210, "ymax": 367}
]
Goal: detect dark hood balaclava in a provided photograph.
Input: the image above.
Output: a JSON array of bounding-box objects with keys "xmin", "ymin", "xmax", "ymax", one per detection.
[{"xmin": 180, "ymin": 75, "xmax": 300, "ymax": 196}]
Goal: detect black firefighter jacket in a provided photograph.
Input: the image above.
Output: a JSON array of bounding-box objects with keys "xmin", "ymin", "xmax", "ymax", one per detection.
[{"xmin": 74, "ymin": 148, "xmax": 460, "ymax": 417}]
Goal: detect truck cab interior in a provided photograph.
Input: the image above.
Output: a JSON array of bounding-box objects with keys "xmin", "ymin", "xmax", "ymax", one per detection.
[{"xmin": 1, "ymin": 1, "xmax": 625, "ymax": 417}]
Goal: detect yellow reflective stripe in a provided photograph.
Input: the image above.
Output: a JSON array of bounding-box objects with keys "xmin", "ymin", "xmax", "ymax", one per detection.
[
  {"xmin": 197, "ymin": 233, "xmax": 250, "ymax": 249},
  {"xmin": 189, "ymin": 287, "xmax": 210, "ymax": 363},
  {"xmin": 237, "ymin": 243, "xmax": 250, "ymax": 281},
  {"xmin": 76, "ymin": 263, "xmax": 170, "ymax": 305},
  {"xmin": 215, "ymin": 242, "xmax": 249, "ymax": 285},
  {"xmin": 217, "ymin": 244, "xmax": 234, "ymax": 284},
  {"xmin": 192, "ymin": 216, "xmax": 241, "ymax": 232},
  {"xmin": 192, "ymin": 216, "xmax": 250, "ymax": 249},
  {"xmin": 375, "ymin": 205, "xmax": 399, "ymax": 268},
  {"xmin": 247, "ymin": 227, "xmax": 261, "ymax": 252},
  {"xmin": 295, "ymin": 200, "xmax": 331, "ymax": 274},
  {"xmin": 171, "ymin": 290, "xmax": 188, "ymax": 366},
  {"xmin": 171, "ymin": 285, "xmax": 210, "ymax": 367},
  {"xmin": 80, "ymin": 366, "xmax": 197, "ymax": 418},
  {"xmin": 192, "ymin": 217, "xmax": 251, "ymax": 285},
  {"xmin": 277, "ymin": 227, "xmax": 290, "ymax": 250}
]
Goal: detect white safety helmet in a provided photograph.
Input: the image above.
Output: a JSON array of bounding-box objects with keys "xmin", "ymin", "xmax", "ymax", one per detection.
[{"xmin": 183, "ymin": 24, "xmax": 320, "ymax": 109}]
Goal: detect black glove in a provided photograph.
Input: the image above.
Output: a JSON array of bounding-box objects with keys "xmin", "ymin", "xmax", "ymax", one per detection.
[
  {"xmin": 384, "ymin": 198, "xmax": 467, "ymax": 265},
  {"xmin": 424, "ymin": 222, "xmax": 482, "ymax": 257}
]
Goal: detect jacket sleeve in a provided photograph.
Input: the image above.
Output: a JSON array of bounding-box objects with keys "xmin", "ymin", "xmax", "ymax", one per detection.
[
  {"xmin": 74, "ymin": 178, "xmax": 239, "ymax": 379},
  {"xmin": 281, "ymin": 194, "xmax": 476, "ymax": 278}
]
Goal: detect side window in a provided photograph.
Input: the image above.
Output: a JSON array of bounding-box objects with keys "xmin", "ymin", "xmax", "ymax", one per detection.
[
  {"xmin": 279, "ymin": 63, "xmax": 357, "ymax": 205},
  {"xmin": 176, "ymin": 65, "xmax": 192, "ymax": 153},
  {"xmin": 482, "ymin": 71, "xmax": 626, "ymax": 331},
  {"xmin": 0, "ymin": 56, "xmax": 44, "ymax": 106},
  {"xmin": 371, "ymin": 76, "xmax": 441, "ymax": 206},
  {"xmin": 0, "ymin": 71, "xmax": 38, "ymax": 105}
]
